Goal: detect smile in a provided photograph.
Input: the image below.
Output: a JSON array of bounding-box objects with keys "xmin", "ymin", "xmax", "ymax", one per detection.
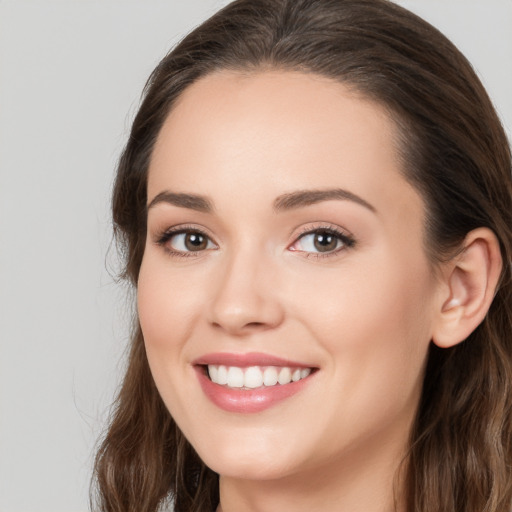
[
  {"xmin": 193, "ymin": 352, "xmax": 317, "ymax": 413},
  {"xmin": 207, "ymin": 365, "xmax": 312, "ymax": 389}
]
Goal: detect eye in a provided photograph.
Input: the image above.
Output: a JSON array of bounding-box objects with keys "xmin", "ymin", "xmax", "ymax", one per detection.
[
  {"xmin": 290, "ymin": 228, "xmax": 355, "ymax": 255},
  {"xmin": 157, "ymin": 228, "xmax": 217, "ymax": 255}
]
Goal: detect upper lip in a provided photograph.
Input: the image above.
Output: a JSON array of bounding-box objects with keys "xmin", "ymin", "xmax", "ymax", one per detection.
[{"xmin": 192, "ymin": 352, "xmax": 316, "ymax": 368}]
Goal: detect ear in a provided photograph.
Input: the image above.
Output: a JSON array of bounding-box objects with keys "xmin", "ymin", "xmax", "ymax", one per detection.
[{"xmin": 432, "ymin": 227, "xmax": 503, "ymax": 348}]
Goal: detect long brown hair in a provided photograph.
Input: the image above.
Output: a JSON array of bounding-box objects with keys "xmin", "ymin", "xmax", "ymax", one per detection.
[{"xmin": 92, "ymin": 1, "xmax": 512, "ymax": 511}]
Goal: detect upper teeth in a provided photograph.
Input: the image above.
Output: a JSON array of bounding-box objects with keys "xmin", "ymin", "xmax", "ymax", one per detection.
[{"xmin": 207, "ymin": 365, "xmax": 311, "ymax": 389}]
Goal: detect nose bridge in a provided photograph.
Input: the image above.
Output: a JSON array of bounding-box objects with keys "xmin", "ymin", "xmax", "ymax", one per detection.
[{"xmin": 208, "ymin": 241, "xmax": 283, "ymax": 334}]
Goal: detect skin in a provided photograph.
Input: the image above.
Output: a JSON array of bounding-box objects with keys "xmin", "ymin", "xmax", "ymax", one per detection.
[{"xmin": 138, "ymin": 71, "xmax": 448, "ymax": 512}]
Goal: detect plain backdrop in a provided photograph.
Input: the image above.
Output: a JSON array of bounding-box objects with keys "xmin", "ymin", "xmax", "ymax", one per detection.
[{"xmin": 0, "ymin": 1, "xmax": 510, "ymax": 511}]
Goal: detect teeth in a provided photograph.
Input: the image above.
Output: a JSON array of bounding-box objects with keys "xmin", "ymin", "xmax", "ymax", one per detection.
[
  {"xmin": 217, "ymin": 365, "xmax": 228, "ymax": 385},
  {"xmin": 227, "ymin": 366, "xmax": 244, "ymax": 387},
  {"xmin": 263, "ymin": 367, "xmax": 278, "ymax": 386},
  {"xmin": 300, "ymin": 368, "xmax": 311, "ymax": 379},
  {"xmin": 278, "ymin": 367, "xmax": 292, "ymax": 385},
  {"xmin": 207, "ymin": 365, "xmax": 312, "ymax": 389},
  {"xmin": 244, "ymin": 366, "xmax": 264, "ymax": 389},
  {"xmin": 208, "ymin": 365, "xmax": 219, "ymax": 382}
]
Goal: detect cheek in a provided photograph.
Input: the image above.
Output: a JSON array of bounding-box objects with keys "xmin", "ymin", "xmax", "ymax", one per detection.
[
  {"xmin": 287, "ymin": 250, "xmax": 436, "ymax": 399},
  {"xmin": 292, "ymin": 254, "xmax": 434, "ymax": 335},
  {"xmin": 137, "ymin": 254, "xmax": 201, "ymax": 347},
  {"xmin": 137, "ymin": 254, "xmax": 204, "ymax": 421},
  {"xmin": 138, "ymin": 264, "xmax": 172, "ymax": 348},
  {"xmin": 137, "ymin": 255, "xmax": 197, "ymax": 395}
]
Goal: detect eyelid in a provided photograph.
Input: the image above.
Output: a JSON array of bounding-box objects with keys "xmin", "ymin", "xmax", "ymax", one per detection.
[
  {"xmin": 288, "ymin": 223, "xmax": 356, "ymax": 258},
  {"xmin": 154, "ymin": 224, "xmax": 218, "ymax": 257},
  {"xmin": 152, "ymin": 222, "xmax": 355, "ymax": 259}
]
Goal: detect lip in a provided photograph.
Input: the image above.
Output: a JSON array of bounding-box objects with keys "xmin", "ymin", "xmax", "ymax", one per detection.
[
  {"xmin": 192, "ymin": 351, "xmax": 313, "ymax": 368},
  {"xmin": 192, "ymin": 352, "xmax": 317, "ymax": 414}
]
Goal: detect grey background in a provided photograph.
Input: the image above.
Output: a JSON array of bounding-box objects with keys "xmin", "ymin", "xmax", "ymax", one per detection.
[{"xmin": 0, "ymin": 1, "xmax": 510, "ymax": 511}]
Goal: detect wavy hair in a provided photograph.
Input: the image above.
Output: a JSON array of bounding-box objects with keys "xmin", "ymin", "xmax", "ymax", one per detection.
[{"xmin": 92, "ymin": 1, "xmax": 512, "ymax": 511}]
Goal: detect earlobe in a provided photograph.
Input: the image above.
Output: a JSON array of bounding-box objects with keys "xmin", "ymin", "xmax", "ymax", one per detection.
[{"xmin": 432, "ymin": 228, "xmax": 503, "ymax": 348}]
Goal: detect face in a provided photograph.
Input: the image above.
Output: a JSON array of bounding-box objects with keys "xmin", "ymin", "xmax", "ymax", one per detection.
[{"xmin": 138, "ymin": 71, "xmax": 442, "ymax": 482}]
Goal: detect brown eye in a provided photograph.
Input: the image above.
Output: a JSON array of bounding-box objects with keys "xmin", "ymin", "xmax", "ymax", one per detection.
[
  {"xmin": 312, "ymin": 231, "xmax": 339, "ymax": 252},
  {"xmin": 184, "ymin": 232, "xmax": 208, "ymax": 251},
  {"xmin": 163, "ymin": 230, "xmax": 216, "ymax": 253},
  {"xmin": 290, "ymin": 228, "xmax": 355, "ymax": 256}
]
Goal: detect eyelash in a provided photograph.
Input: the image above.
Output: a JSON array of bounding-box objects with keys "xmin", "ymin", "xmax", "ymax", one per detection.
[
  {"xmin": 155, "ymin": 225, "xmax": 214, "ymax": 258},
  {"xmin": 291, "ymin": 224, "xmax": 356, "ymax": 259},
  {"xmin": 154, "ymin": 224, "xmax": 356, "ymax": 259}
]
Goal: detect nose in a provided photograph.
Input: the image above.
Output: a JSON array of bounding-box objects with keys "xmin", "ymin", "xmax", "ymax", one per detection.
[{"xmin": 207, "ymin": 250, "xmax": 285, "ymax": 336}]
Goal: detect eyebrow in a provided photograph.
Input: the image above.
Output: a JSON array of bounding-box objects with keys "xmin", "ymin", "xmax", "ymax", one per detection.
[
  {"xmin": 147, "ymin": 187, "xmax": 376, "ymax": 214},
  {"xmin": 147, "ymin": 191, "xmax": 213, "ymax": 213},
  {"xmin": 273, "ymin": 188, "xmax": 376, "ymax": 213}
]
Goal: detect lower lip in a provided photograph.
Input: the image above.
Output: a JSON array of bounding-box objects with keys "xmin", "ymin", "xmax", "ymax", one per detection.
[{"xmin": 195, "ymin": 367, "xmax": 314, "ymax": 413}]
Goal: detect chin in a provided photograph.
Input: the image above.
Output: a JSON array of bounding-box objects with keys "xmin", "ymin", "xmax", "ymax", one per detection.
[
  {"xmin": 190, "ymin": 428, "xmax": 304, "ymax": 481},
  {"xmin": 206, "ymin": 454, "xmax": 296, "ymax": 481}
]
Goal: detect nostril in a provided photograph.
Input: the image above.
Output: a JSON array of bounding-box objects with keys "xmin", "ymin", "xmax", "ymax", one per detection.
[
  {"xmin": 246, "ymin": 322, "xmax": 265, "ymax": 328},
  {"xmin": 210, "ymin": 320, "xmax": 271, "ymax": 334}
]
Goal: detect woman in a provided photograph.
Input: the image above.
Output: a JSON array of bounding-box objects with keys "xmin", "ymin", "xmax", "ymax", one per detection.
[{"xmin": 92, "ymin": 0, "xmax": 512, "ymax": 511}]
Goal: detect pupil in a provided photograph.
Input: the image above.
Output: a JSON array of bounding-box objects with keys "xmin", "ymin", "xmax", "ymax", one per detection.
[
  {"xmin": 314, "ymin": 232, "xmax": 337, "ymax": 252},
  {"xmin": 185, "ymin": 233, "xmax": 207, "ymax": 251}
]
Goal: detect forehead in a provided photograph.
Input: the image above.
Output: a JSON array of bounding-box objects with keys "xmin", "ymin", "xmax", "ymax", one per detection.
[{"xmin": 148, "ymin": 70, "xmax": 422, "ymax": 224}]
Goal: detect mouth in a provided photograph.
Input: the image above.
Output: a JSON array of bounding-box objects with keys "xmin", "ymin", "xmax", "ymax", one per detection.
[
  {"xmin": 203, "ymin": 364, "xmax": 312, "ymax": 389},
  {"xmin": 192, "ymin": 352, "xmax": 318, "ymax": 413}
]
